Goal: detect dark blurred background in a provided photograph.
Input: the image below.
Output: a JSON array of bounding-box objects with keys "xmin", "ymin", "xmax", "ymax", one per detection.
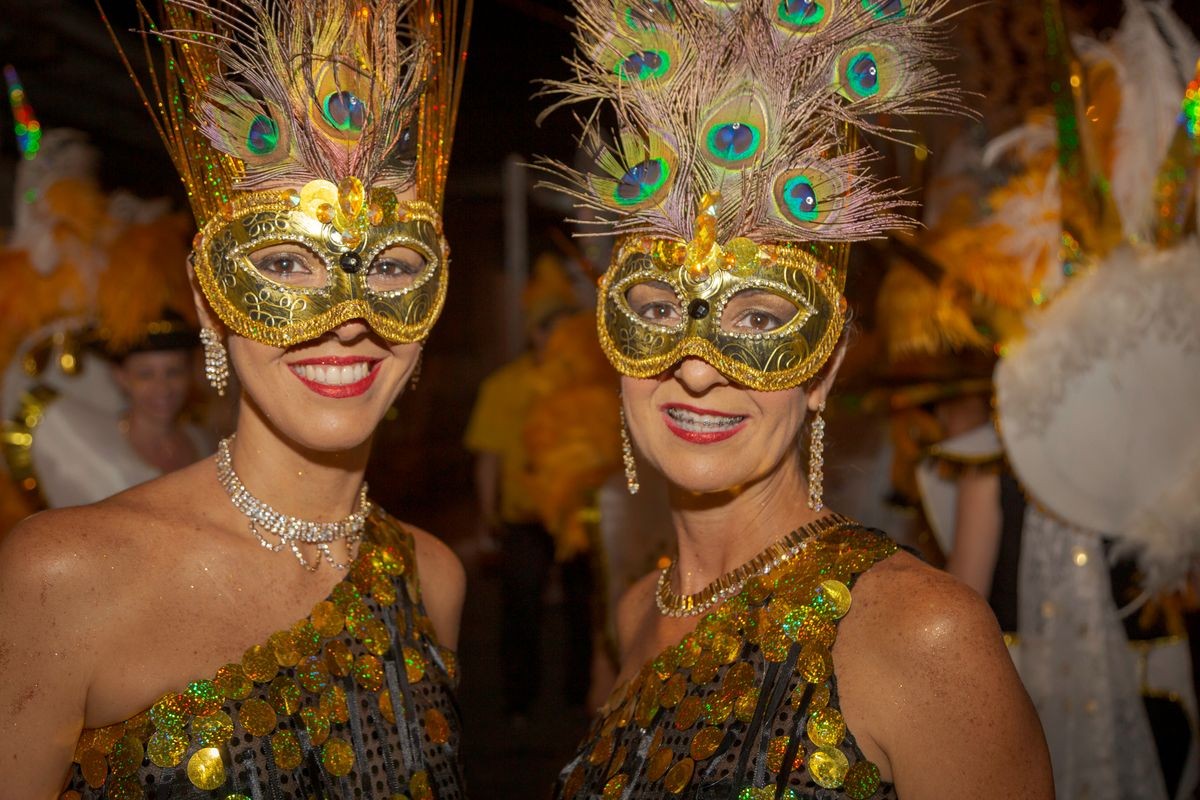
[{"xmin": 1, "ymin": 0, "xmax": 1197, "ymax": 795}]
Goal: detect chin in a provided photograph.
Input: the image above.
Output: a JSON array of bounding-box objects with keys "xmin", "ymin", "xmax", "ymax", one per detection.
[
  {"xmin": 651, "ymin": 452, "xmax": 756, "ymax": 496},
  {"xmin": 270, "ymin": 407, "xmax": 386, "ymax": 454}
]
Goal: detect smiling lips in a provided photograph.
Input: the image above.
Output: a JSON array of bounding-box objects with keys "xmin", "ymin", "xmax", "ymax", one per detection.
[
  {"xmin": 287, "ymin": 356, "xmax": 381, "ymax": 398},
  {"xmin": 662, "ymin": 403, "xmax": 748, "ymax": 444}
]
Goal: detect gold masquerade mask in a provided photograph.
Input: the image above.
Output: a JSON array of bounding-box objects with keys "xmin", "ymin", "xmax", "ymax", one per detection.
[
  {"xmin": 106, "ymin": 0, "xmax": 468, "ymax": 347},
  {"xmin": 600, "ymin": 194, "xmax": 848, "ymax": 390},
  {"xmin": 541, "ymin": 1, "xmax": 958, "ymax": 390}
]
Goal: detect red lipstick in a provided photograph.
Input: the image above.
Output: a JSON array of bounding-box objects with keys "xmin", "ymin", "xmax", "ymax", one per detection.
[
  {"xmin": 287, "ymin": 356, "xmax": 381, "ymax": 399},
  {"xmin": 660, "ymin": 403, "xmax": 748, "ymax": 444}
]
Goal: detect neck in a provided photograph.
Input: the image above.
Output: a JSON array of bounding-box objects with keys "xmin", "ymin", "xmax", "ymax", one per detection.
[
  {"xmin": 226, "ymin": 394, "xmax": 372, "ymax": 523},
  {"xmin": 669, "ymin": 452, "xmax": 825, "ymax": 595}
]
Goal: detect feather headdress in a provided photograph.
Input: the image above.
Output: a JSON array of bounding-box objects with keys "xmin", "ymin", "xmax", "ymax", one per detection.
[
  {"xmin": 541, "ymin": 0, "xmax": 961, "ymax": 267},
  {"xmin": 101, "ymin": 0, "xmax": 469, "ymax": 228}
]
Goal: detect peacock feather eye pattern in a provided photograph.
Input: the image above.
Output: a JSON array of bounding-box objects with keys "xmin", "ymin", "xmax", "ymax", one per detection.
[
  {"xmin": 615, "ymin": 158, "xmax": 671, "ymax": 206},
  {"xmin": 322, "ymin": 90, "xmax": 368, "ymax": 134},
  {"xmin": 862, "ymin": 0, "xmax": 906, "ymax": 20},
  {"xmin": 246, "ymin": 115, "xmax": 279, "ymax": 156},
  {"xmin": 777, "ymin": 0, "xmax": 826, "ymax": 28},
  {"xmin": 617, "ymin": 49, "xmax": 672, "ymax": 82},
  {"xmin": 700, "ymin": 93, "xmax": 768, "ymax": 167}
]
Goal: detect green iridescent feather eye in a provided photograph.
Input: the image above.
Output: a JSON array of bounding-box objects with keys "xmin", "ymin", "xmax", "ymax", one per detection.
[
  {"xmin": 616, "ymin": 49, "xmax": 672, "ymax": 81},
  {"xmin": 772, "ymin": 167, "xmax": 843, "ymax": 226},
  {"xmin": 835, "ymin": 44, "xmax": 903, "ymax": 102},
  {"xmin": 613, "ymin": 158, "xmax": 671, "ymax": 206},
  {"xmin": 246, "ymin": 116, "xmax": 279, "ymax": 156},
  {"xmin": 700, "ymin": 93, "xmax": 768, "ymax": 167},
  {"xmin": 322, "ymin": 91, "xmax": 367, "ymax": 133},
  {"xmin": 777, "ymin": 0, "xmax": 826, "ymax": 29},
  {"xmin": 861, "ymin": 0, "xmax": 906, "ymax": 19}
]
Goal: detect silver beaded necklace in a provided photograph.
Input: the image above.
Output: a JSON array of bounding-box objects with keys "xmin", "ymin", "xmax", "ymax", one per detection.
[{"xmin": 215, "ymin": 436, "xmax": 372, "ymax": 571}]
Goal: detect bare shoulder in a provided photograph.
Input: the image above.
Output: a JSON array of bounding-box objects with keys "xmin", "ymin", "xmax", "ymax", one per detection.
[
  {"xmin": 407, "ymin": 524, "xmax": 466, "ymax": 650},
  {"xmin": 615, "ymin": 569, "xmax": 659, "ymax": 663},
  {"xmin": 837, "ymin": 550, "xmax": 1053, "ymax": 798}
]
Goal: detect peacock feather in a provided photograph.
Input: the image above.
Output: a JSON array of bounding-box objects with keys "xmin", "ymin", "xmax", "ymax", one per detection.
[{"xmin": 540, "ymin": 0, "xmax": 962, "ymax": 248}]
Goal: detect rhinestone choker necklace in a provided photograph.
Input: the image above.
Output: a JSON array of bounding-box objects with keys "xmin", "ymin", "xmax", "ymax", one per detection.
[
  {"xmin": 216, "ymin": 436, "xmax": 372, "ymax": 571},
  {"xmin": 655, "ymin": 513, "xmax": 854, "ymax": 618}
]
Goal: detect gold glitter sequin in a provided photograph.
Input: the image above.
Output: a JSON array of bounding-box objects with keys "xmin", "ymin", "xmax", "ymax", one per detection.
[
  {"xmin": 703, "ymin": 691, "xmax": 734, "ymax": 725},
  {"xmin": 147, "ymin": 730, "xmax": 187, "ymax": 768},
  {"xmin": 184, "ymin": 680, "xmax": 222, "ymax": 717},
  {"xmin": 797, "ymin": 641, "xmax": 833, "ymax": 683},
  {"xmin": 589, "ymin": 732, "xmax": 615, "ymax": 765},
  {"xmin": 268, "ymin": 631, "xmax": 301, "ymax": 667},
  {"xmin": 690, "ymin": 727, "xmax": 724, "ymax": 761},
  {"xmin": 214, "ymin": 664, "xmax": 252, "ymax": 701},
  {"xmin": 321, "ymin": 737, "xmax": 355, "ymax": 777},
  {"xmin": 297, "ymin": 654, "xmax": 331, "ymax": 694},
  {"xmin": 326, "ymin": 640, "xmax": 355, "ymax": 676},
  {"xmin": 272, "ymin": 730, "xmax": 303, "ymax": 771},
  {"xmin": 192, "ymin": 711, "xmax": 234, "ymax": 747},
  {"xmin": 149, "ymin": 694, "xmax": 187, "ymax": 732},
  {"xmin": 808, "ymin": 745, "xmax": 850, "ymax": 789},
  {"xmin": 186, "ymin": 747, "xmax": 226, "ymax": 790},
  {"xmin": 310, "ymin": 601, "xmax": 345, "ymax": 637},
  {"xmin": 291, "ymin": 620, "xmax": 322, "ymax": 657},
  {"xmin": 409, "ymin": 770, "xmax": 433, "ymax": 800},
  {"xmin": 690, "ymin": 649, "xmax": 719, "ymax": 685},
  {"xmin": 735, "ymin": 687, "xmax": 760, "ymax": 723},
  {"xmin": 360, "ymin": 618, "xmax": 391, "ymax": 656},
  {"xmin": 403, "ymin": 646, "xmax": 426, "ymax": 684},
  {"xmin": 646, "ymin": 748, "xmax": 674, "ymax": 781},
  {"xmin": 562, "ymin": 765, "xmax": 585, "ymax": 799},
  {"xmin": 609, "ymin": 745, "xmax": 628, "ymax": 778},
  {"xmin": 724, "ymin": 662, "xmax": 756, "ymax": 694},
  {"xmin": 108, "ymin": 734, "xmax": 143, "ymax": 777},
  {"xmin": 107, "ymin": 775, "xmax": 142, "ymax": 800},
  {"xmin": 321, "ymin": 685, "xmax": 350, "ymax": 724},
  {"xmin": 268, "ymin": 676, "xmax": 302, "ymax": 715},
  {"xmin": 766, "ymin": 735, "xmax": 803, "ymax": 773},
  {"xmin": 238, "ymin": 698, "xmax": 278, "ymax": 736},
  {"xmin": 425, "ymin": 708, "xmax": 450, "ymax": 744},
  {"xmin": 674, "ymin": 695, "xmax": 702, "ymax": 730},
  {"xmin": 663, "ymin": 757, "xmax": 695, "ymax": 794},
  {"xmin": 379, "ymin": 689, "xmax": 397, "ymax": 725},
  {"xmin": 844, "ymin": 759, "xmax": 882, "ymax": 800},
  {"xmin": 241, "ymin": 645, "xmax": 276, "ymax": 683},
  {"xmin": 815, "ymin": 580, "xmax": 852, "ymax": 619},
  {"xmin": 660, "ymin": 673, "xmax": 686, "ymax": 708},
  {"xmin": 80, "ymin": 748, "xmax": 107, "ymax": 788},
  {"xmin": 634, "ymin": 680, "xmax": 662, "ymax": 728},
  {"xmin": 93, "ymin": 725, "xmax": 124, "ymax": 755},
  {"xmin": 807, "ymin": 707, "xmax": 846, "ymax": 748},
  {"xmin": 353, "ymin": 653, "xmax": 385, "ymax": 691},
  {"xmin": 602, "ymin": 773, "xmax": 628, "ymax": 799},
  {"xmin": 711, "ymin": 632, "xmax": 741, "ymax": 664}
]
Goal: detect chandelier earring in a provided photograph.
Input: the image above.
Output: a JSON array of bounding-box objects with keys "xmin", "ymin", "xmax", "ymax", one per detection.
[
  {"xmin": 620, "ymin": 402, "xmax": 640, "ymax": 495},
  {"xmin": 200, "ymin": 327, "xmax": 229, "ymax": 397},
  {"xmin": 807, "ymin": 402, "xmax": 826, "ymax": 512}
]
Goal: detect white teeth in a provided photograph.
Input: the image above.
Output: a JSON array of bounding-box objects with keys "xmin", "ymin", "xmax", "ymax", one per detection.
[
  {"xmin": 290, "ymin": 362, "xmax": 371, "ymax": 386},
  {"xmin": 666, "ymin": 407, "xmax": 745, "ymax": 431}
]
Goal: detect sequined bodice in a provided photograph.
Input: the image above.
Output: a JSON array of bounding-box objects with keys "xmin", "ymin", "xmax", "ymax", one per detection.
[
  {"xmin": 63, "ymin": 509, "xmax": 463, "ymax": 800},
  {"xmin": 557, "ymin": 525, "xmax": 898, "ymax": 800}
]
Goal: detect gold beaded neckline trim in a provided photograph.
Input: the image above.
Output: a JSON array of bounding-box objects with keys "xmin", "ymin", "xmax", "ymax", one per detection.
[
  {"xmin": 655, "ymin": 513, "xmax": 855, "ymax": 618},
  {"xmin": 216, "ymin": 436, "xmax": 371, "ymax": 571}
]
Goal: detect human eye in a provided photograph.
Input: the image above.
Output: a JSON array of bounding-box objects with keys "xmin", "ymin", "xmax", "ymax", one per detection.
[
  {"xmin": 721, "ymin": 290, "xmax": 798, "ymax": 333},
  {"xmin": 367, "ymin": 245, "xmax": 427, "ymax": 291},
  {"xmin": 625, "ymin": 281, "xmax": 683, "ymax": 327},
  {"xmin": 249, "ymin": 244, "xmax": 325, "ymax": 287}
]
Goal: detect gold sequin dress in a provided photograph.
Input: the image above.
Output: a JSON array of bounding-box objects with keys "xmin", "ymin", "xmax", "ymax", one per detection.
[
  {"xmin": 557, "ymin": 524, "xmax": 899, "ymax": 800},
  {"xmin": 62, "ymin": 509, "xmax": 464, "ymax": 800}
]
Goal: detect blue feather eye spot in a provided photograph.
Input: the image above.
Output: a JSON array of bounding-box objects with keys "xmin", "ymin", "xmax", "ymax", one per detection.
[
  {"xmin": 782, "ymin": 176, "xmax": 819, "ymax": 221},
  {"xmin": 862, "ymin": 0, "xmax": 906, "ymax": 19},
  {"xmin": 778, "ymin": 0, "xmax": 825, "ymax": 26},
  {"xmin": 246, "ymin": 115, "xmax": 279, "ymax": 156},
  {"xmin": 322, "ymin": 90, "xmax": 367, "ymax": 134},
  {"xmin": 846, "ymin": 53, "xmax": 880, "ymax": 97},
  {"xmin": 706, "ymin": 122, "xmax": 761, "ymax": 163},
  {"xmin": 617, "ymin": 50, "xmax": 671, "ymax": 81},
  {"xmin": 614, "ymin": 158, "xmax": 670, "ymax": 206}
]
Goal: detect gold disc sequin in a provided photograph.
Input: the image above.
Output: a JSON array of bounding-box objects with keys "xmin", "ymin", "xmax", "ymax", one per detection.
[
  {"xmin": 149, "ymin": 694, "xmax": 187, "ymax": 731},
  {"xmin": 674, "ymin": 695, "xmax": 702, "ymax": 730},
  {"xmin": 735, "ymin": 687, "xmax": 760, "ymax": 723},
  {"xmin": 310, "ymin": 601, "xmax": 345, "ymax": 637},
  {"xmin": 272, "ymin": 730, "xmax": 303, "ymax": 771},
  {"xmin": 816, "ymin": 580, "xmax": 852, "ymax": 619},
  {"xmin": 192, "ymin": 711, "xmax": 235, "ymax": 747},
  {"xmin": 146, "ymin": 730, "xmax": 187, "ymax": 768},
  {"xmin": 268, "ymin": 676, "xmax": 302, "ymax": 716},
  {"xmin": 359, "ymin": 618, "xmax": 391, "ymax": 656},
  {"xmin": 80, "ymin": 748, "xmax": 108, "ymax": 788},
  {"xmin": 108, "ymin": 733, "xmax": 143, "ymax": 778},
  {"xmin": 409, "ymin": 770, "xmax": 432, "ymax": 800},
  {"xmin": 403, "ymin": 646, "xmax": 426, "ymax": 684},
  {"xmin": 646, "ymin": 748, "xmax": 674, "ymax": 781},
  {"xmin": 241, "ymin": 645, "xmax": 277, "ymax": 683},
  {"xmin": 602, "ymin": 773, "xmax": 628, "ymax": 800},
  {"xmin": 301, "ymin": 706, "xmax": 331, "ymax": 746},
  {"xmin": 561, "ymin": 765, "xmax": 585, "ymax": 799},
  {"xmin": 321, "ymin": 737, "xmax": 355, "ymax": 777},
  {"xmin": 690, "ymin": 726, "xmax": 724, "ymax": 761},
  {"xmin": 238, "ymin": 698, "xmax": 278, "ymax": 736},
  {"xmin": 106, "ymin": 775, "xmax": 142, "ymax": 800},
  {"xmin": 326, "ymin": 640, "xmax": 354, "ymax": 676},
  {"xmin": 844, "ymin": 760, "xmax": 882, "ymax": 800},
  {"xmin": 93, "ymin": 725, "xmax": 124, "ymax": 754},
  {"xmin": 353, "ymin": 654, "xmax": 384, "ymax": 691},
  {"xmin": 184, "ymin": 680, "xmax": 222, "ymax": 717},
  {"xmin": 589, "ymin": 732, "xmax": 615, "ymax": 765},
  {"xmin": 321, "ymin": 685, "xmax": 350, "ymax": 723},
  {"xmin": 703, "ymin": 691, "xmax": 734, "ymax": 725},
  {"xmin": 268, "ymin": 631, "xmax": 301, "ymax": 667},
  {"xmin": 186, "ymin": 747, "xmax": 226, "ymax": 790},
  {"xmin": 808, "ymin": 745, "xmax": 850, "ymax": 789},
  {"xmin": 425, "ymin": 708, "xmax": 450, "ymax": 744},
  {"xmin": 292, "ymin": 620, "xmax": 322, "ymax": 657},
  {"xmin": 379, "ymin": 689, "xmax": 397, "ymax": 725},
  {"xmin": 797, "ymin": 642, "xmax": 833, "ymax": 684},
  {"xmin": 214, "ymin": 664, "xmax": 252, "ymax": 701},
  {"xmin": 711, "ymin": 632, "xmax": 741, "ymax": 664},
  {"xmin": 806, "ymin": 707, "xmax": 846, "ymax": 747},
  {"xmin": 659, "ymin": 674, "xmax": 686, "ymax": 708},
  {"xmin": 663, "ymin": 757, "xmax": 695, "ymax": 794},
  {"xmin": 297, "ymin": 654, "xmax": 331, "ymax": 694}
]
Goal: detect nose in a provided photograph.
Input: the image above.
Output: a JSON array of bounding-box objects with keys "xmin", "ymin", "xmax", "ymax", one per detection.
[
  {"xmin": 672, "ymin": 356, "xmax": 729, "ymax": 395},
  {"xmin": 328, "ymin": 318, "xmax": 373, "ymax": 344}
]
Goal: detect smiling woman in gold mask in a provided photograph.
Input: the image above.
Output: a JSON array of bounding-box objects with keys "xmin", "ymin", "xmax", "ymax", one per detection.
[
  {"xmin": 0, "ymin": 1, "xmax": 471, "ymax": 797},
  {"xmin": 540, "ymin": 1, "xmax": 1052, "ymax": 797}
]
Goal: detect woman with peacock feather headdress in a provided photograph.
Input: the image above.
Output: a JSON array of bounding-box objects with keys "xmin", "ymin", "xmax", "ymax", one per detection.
[
  {"xmin": 539, "ymin": 1, "xmax": 1053, "ymax": 797},
  {"xmin": 0, "ymin": 1, "xmax": 472, "ymax": 797}
]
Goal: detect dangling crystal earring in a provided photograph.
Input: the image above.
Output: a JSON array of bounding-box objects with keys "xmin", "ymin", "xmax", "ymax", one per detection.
[
  {"xmin": 200, "ymin": 327, "xmax": 229, "ymax": 397},
  {"xmin": 620, "ymin": 403, "xmax": 640, "ymax": 495},
  {"xmin": 807, "ymin": 402, "xmax": 826, "ymax": 511}
]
